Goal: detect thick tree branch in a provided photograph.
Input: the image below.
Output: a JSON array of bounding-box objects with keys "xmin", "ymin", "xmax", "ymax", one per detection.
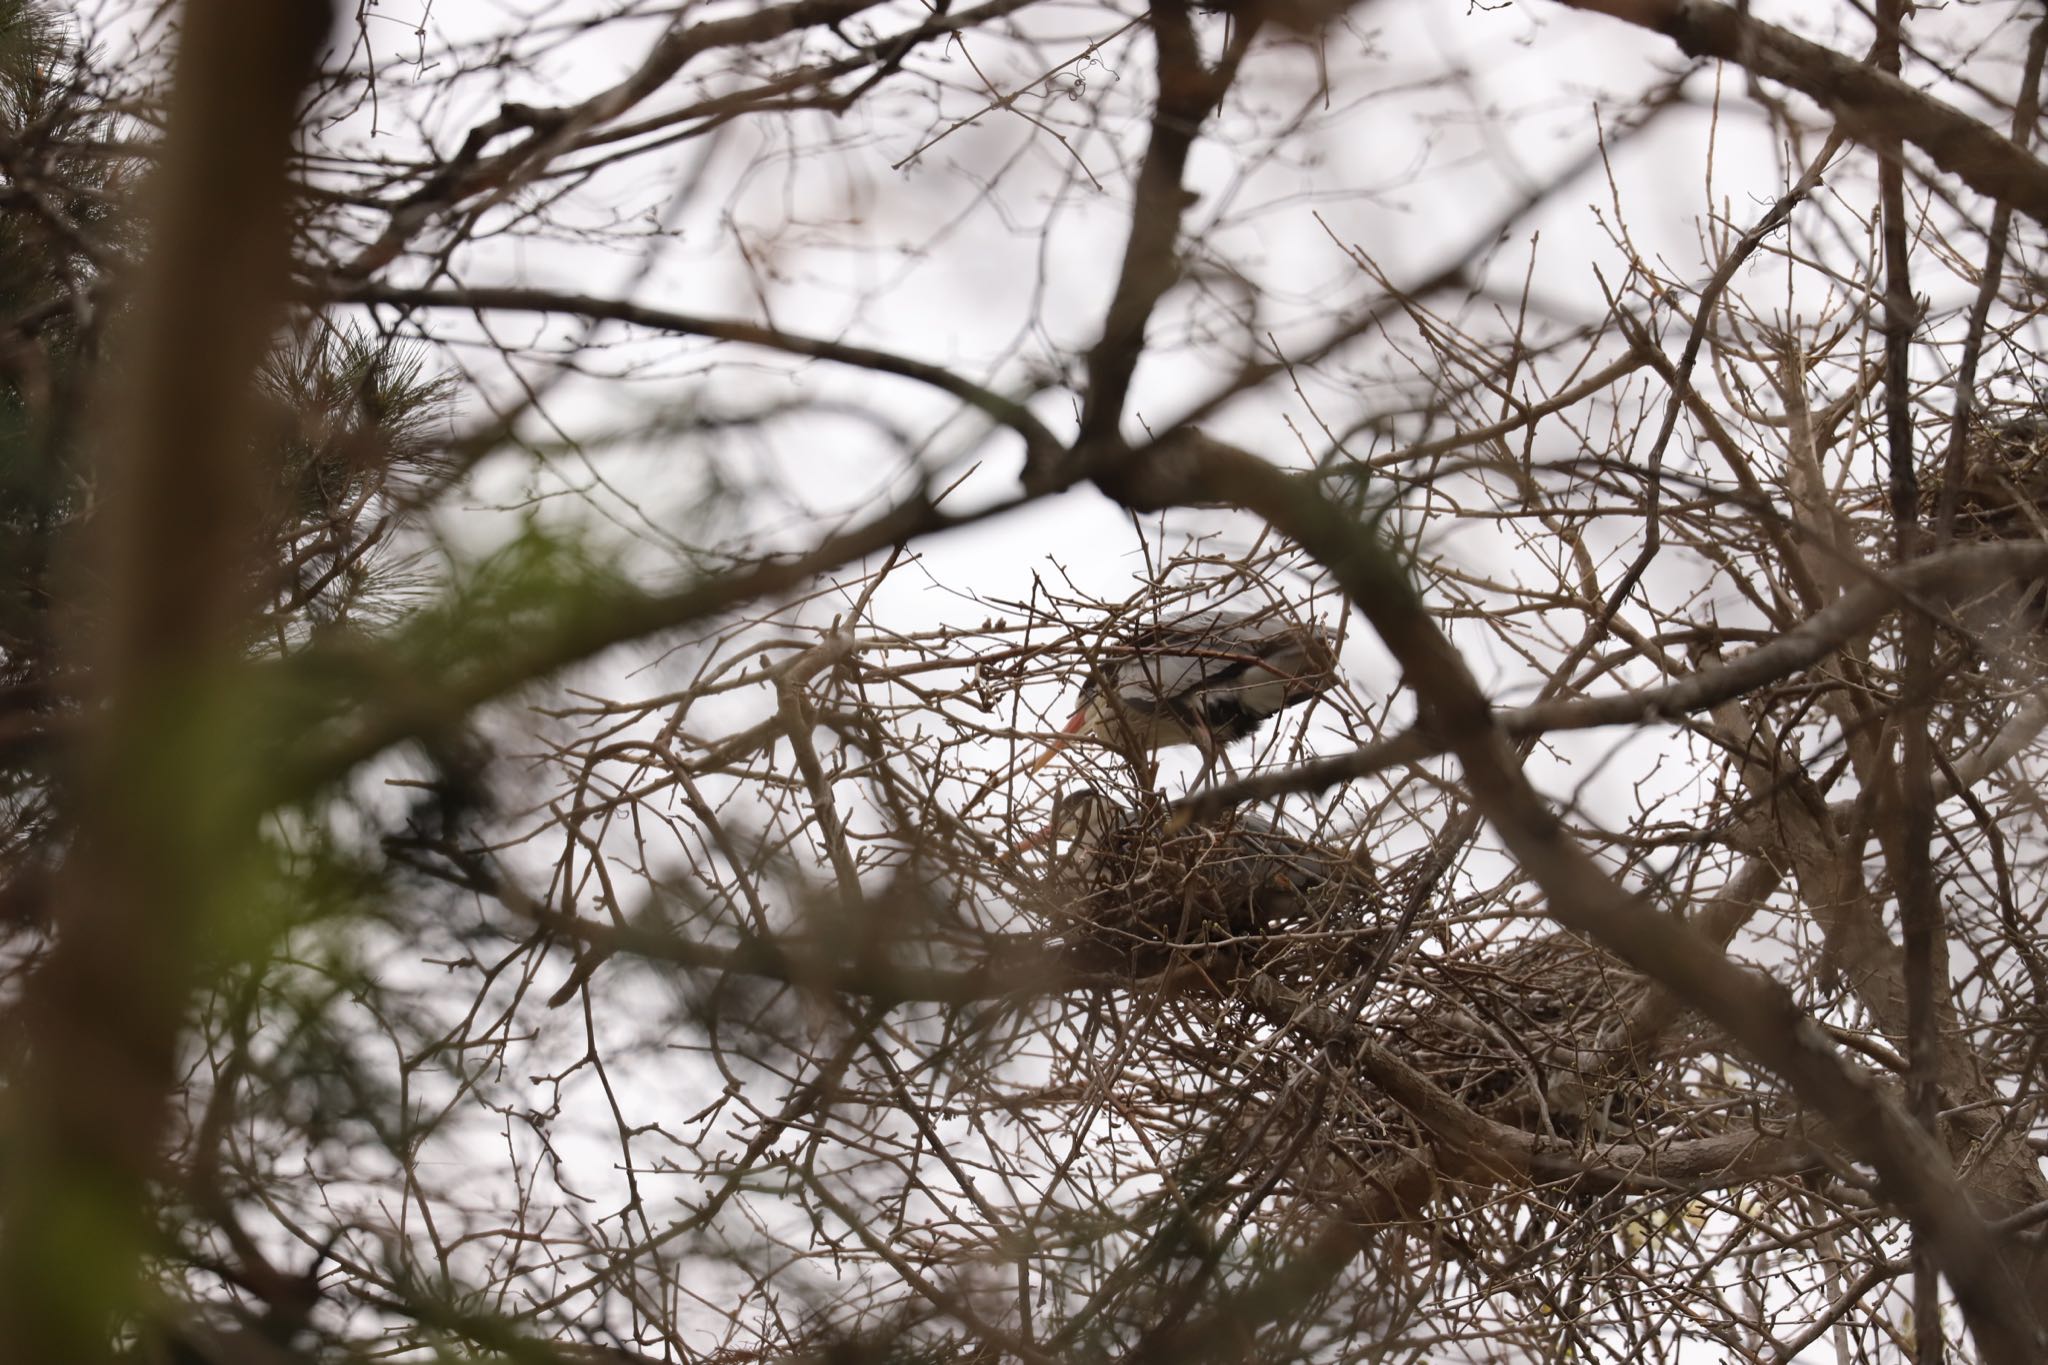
[
  {"xmin": 1068, "ymin": 2, "xmax": 1242, "ymax": 454},
  {"xmin": 1553, "ymin": 0, "xmax": 2048, "ymax": 226},
  {"xmin": 327, "ymin": 282, "xmax": 1066, "ymax": 465},
  {"xmin": 283, "ymin": 484, "xmax": 1030, "ymax": 799}
]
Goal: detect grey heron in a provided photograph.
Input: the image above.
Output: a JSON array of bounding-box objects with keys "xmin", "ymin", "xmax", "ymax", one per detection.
[
  {"xmin": 1022, "ymin": 786, "xmax": 1361, "ymax": 938},
  {"xmin": 1026, "ymin": 607, "xmax": 1339, "ymax": 785}
]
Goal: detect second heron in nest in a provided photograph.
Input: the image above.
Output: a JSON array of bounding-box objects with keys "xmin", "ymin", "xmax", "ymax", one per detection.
[{"xmin": 1022, "ymin": 788, "xmax": 1370, "ymax": 964}]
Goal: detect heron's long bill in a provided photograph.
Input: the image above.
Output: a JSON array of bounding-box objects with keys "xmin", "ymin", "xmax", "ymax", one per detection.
[
  {"xmin": 1014, "ymin": 822, "xmax": 1057, "ymax": 854},
  {"xmin": 1024, "ymin": 710, "xmax": 1087, "ymax": 776}
]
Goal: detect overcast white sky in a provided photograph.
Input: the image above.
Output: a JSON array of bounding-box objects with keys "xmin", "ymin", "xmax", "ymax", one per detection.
[{"xmin": 84, "ymin": 4, "xmax": 2039, "ymax": 1353}]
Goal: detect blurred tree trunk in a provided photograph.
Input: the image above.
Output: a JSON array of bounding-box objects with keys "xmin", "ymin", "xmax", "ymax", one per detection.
[{"xmin": 0, "ymin": 2, "xmax": 330, "ymax": 1358}]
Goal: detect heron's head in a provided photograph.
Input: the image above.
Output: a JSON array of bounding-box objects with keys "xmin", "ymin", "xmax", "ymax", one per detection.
[{"xmin": 1018, "ymin": 786, "xmax": 1128, "ymax": 854}]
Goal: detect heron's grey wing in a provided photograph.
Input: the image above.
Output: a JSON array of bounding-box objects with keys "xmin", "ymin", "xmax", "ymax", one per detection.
[
  {"xmin": 1160, "ymin": 610, "xmax": 1333, "ymax": 676},
  {"xmin": 1109, "ymin": 648, "xmax": 1231, "ymax": 711},
  {"xmin": 1114, "ymin": 610, "xmax": 1274, "ymax": 702},
  {"xmin": 1135, "ymin": 608, "xmax": 1267, "ymax": 652}
]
